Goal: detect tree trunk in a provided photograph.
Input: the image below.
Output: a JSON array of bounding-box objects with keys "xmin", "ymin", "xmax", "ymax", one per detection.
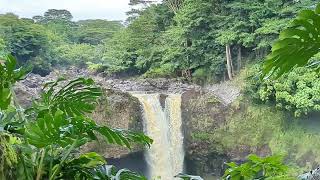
[
  {"xmin": 226, "ymin": 44, "xmax": 233, "ymax": 80},
  {"xmin": 237, "ymin": 46, "xmax": 242, "ymax": 72}
]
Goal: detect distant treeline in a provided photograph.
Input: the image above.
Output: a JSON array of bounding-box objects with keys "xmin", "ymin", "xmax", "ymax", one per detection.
[{"xmin": 0, "ymin": 9, "xmax": 123, "ymax": 75}]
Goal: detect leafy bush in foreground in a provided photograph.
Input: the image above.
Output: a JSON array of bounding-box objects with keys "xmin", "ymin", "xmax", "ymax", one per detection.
[
  {"xmin": 223, "ymin": 154, "xmax": 293, "ymax": 180},
  {"xmin": 247, "ymin": 65, "xmax": 320, "ymax": 117},
  {"xmin": 0, "ymin": 55, "xmax": 152, "ymax": 179}
]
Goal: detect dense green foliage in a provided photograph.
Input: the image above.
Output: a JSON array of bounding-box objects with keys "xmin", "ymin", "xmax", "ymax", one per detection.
[
  {"xmin": 1, "ymin": 1, "xmax": 317, "ymax": 80},
  {"xmin": 0, "ymin": 9, "xmax": 123, "ymax": 76},
  {"xmin": 247, "ymin": 65, "xmax": 320, "ymax": 117},
  {"xmin": 0, "ymin": 55, "xmax": 152, "ymax": 179},
  {"xmin": 242, "ymin": 3, "xmax": 320, "ymax": 117},
  {"xmin": 263, "ymin": 3, "xmax": 320, "ymax": 77},
  {"xmin": 223, "ymin": 154, "xmax": 291, "ymax": 180},
  {"xmin": 0, "ymin": 13, "xmax": 48, "ymax": 63},
  {"xmin": 102, "ymin": 0, "xmax": 316, "ymax": 81},
  {"xmin": 214, "ymin": 8, "xmax": 320, "ymax": 176},
  {"xmin": 2, "ymin": 1, "xmax": 320, "ymax": 179}
]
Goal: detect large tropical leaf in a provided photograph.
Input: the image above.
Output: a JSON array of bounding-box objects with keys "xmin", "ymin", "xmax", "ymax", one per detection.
[
  {"xmin": 0, "ymin": 106, "xmax": 25, "ymax": 134},
  {"xmin": 25, "ymin": 110, "xmax": 152, "ymax": 149},
  {"xmin": 27, "ymin": 77, "xmax": 152, "ymax": 148},
  {"xmin": 96, "ymin": 126, "xmax": 152, "ymax": 149},
  {"xmin": 0, "ymin": 55, "xmax": 30, "ymax": 110},
  {"xmin": 25, "ymin": 110, "xmax": 90, "ymax": 148},
  {"xmin": 52, "ymin": 152, "xmax": 147, "ymax": 180},
  {"xmin": 95, "ymin": 165, "xmax": 147, "ymax": 180},
  {"xmin": 32, "ymin": 77, "xmax": 102, "ymax": 117},
  {"xmin": 58, "ymin": 152, "xmax": 106, "ymax": 179},
  {"xmin": 262, "ymin": 3, "xmax": 320, "ymax": 78}
]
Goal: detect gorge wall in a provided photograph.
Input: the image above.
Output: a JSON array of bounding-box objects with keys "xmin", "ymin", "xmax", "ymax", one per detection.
[{"xmin": 16, "ymin": 68, "xmax": 320, "ymax": 177}]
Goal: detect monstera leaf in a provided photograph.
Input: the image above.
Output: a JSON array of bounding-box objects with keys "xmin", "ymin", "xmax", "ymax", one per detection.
[
  {"xmin": 0, "ymin": 55, "xmax": 30, "ymax": 110},
  {"xmin": 96, "ymin": 126, "xmax": 152, "ymax": 149},
  {"xmin": 58, "ymin": 152, "xmax": 106, "ymax": 179},
  {"xmin": 53, "ymin": 152, "xmax": 147, "ymax": 180},
  {"xmin": 25, "ymin": 110, "xmax": 152, "ymax": 149},
  {"xmin": 25, "ymin": 110, "xmax": 90, "ymax": 148},
  {"xmin": 32, "ymin": 77, "xmax": 102, "ymax": 117},
  {"xmin": 263, "ymin": 3, "xmax": 320, "ymax": 78},
  {"xmin": 27, "ymin": 77, "xmax": 152, "ymax": 149}
]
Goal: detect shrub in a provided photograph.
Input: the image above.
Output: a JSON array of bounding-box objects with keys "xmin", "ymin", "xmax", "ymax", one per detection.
[
  {"xmin": 246, "ymin": 65, "xmax": 320, "ymax": 117},
  {"xmin": 223, "ymin": 154, "xmax": 292, "ymax": 180}
]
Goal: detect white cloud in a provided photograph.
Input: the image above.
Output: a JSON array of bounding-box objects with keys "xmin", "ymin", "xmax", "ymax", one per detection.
[{"xmin": 0, "ymin": 0, "xmax": 131, "ymax": 21}]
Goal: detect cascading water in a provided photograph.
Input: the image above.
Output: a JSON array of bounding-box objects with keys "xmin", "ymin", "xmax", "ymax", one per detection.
[{"xmin": 132, "ymin": 93, "xmax": 185, "ymax": 180}]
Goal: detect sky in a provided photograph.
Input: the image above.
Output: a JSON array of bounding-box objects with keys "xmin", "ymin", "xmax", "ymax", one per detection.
[{"xmin": 0, "ymin": 0, "xmax": 131, "ymax": 21}]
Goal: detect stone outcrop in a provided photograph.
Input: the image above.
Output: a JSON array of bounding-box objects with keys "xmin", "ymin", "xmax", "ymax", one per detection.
[
  {"xmin": 181, "ymin": 89, "xmax": 232, "ymax": 177},
  {"xmin": 82, "ymin": 89, "xmax": 144, "ymax": 158}
]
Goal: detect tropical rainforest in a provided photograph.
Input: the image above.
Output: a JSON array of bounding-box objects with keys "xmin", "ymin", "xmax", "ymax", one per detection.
[{"xmin": 1, "ymin": 0, "xmax": 320, "ymax": 179}]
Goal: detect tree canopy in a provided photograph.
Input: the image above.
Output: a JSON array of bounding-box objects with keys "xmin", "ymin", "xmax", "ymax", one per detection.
[
  {"xmin": 0, "ymin": 9, "xmax": 123, "ymax": 76},
  {"xmin": 101, "ymin": 0, "xmax": 317, "ymax": 82},
  {"xmin": 1, "ymin": 2, "xmax": 317, "ymax": 79}
]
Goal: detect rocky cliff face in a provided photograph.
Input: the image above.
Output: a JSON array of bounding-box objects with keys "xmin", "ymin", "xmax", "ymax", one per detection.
[
  {"xmin": 14, "ymin": 69, "xmax": 204, "ymax": 156},
  {"xmin": 14, "ymin": 68, "xmax": 320, "ymax": 178},
  {"xmin": 15, "ymin": 68, "xmax": 245, "ymax": 176},
  {"xmin": 82, "ymin": 89, "xmax": 145, "ymax": 158},
  {"xmin": 181, "ymin": 82, "xmax": 241, "ymax": 177}
]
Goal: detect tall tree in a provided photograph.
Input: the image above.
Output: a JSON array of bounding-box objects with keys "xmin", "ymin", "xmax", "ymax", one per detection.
[
  {"xmin": 0, "ymin": 37, "xmax": 8, "ymax": 58},
  {"xmin": 104, "ymin": 4, "xmax": 174, "ymax": 75},
  {"xmin": 126, "ymin": 0, "xmax": 159, "ymax": 23},
  {"xmin": 43, "ymin": 9, "xmax": 73, "ymax": 23},
  {"xmin": 74, "ymin": 20, "xmax": 123, "ymax": 45},
  {"xmin": 33, "ymin": 9, "xmax": 75, "ymax": 41},
  {"xmin": 160, "ymin": 0, "xmax": 226, "ymax": 80},
  {"xmin": 0, "ymin": 13, "xmax": 48, "ymax": 62},
  {"xmin": 164, "ymin": 0, "xmax": 184, "ymax": 14}
]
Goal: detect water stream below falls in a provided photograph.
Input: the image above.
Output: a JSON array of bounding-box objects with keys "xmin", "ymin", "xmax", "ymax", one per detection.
[{"xmin": 132, "ymin": 93, "xmax": 185, "ymax": 180}]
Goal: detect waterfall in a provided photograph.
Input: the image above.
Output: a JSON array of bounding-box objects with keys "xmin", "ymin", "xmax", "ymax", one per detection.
[{"xmin": 132, "ymin": 93, "xmax": 185, "ymax": 180}]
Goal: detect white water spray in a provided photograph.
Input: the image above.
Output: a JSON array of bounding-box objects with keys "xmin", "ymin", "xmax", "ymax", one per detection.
[{"xmin": 132, "ymin": 93, "xmax": 185, "ymax": 180}]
